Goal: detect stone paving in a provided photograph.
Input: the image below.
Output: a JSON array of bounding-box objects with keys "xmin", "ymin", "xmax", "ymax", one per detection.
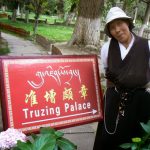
[
  {"xmin": 2, "ymin": 32, "xmax": 48, "ymax": 56},
  {"xmin": 0, "ymin": 32, "xmax": 100, "ymax": 150}
]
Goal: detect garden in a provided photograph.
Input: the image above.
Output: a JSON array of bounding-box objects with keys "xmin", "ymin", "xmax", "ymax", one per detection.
[{"xmin": 0, "ymin": 0, "xmax": 150, "ymax": 150}]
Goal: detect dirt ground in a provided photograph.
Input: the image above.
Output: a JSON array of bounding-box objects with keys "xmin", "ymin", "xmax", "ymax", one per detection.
[{"xmin": 53, "ymin": 42, "xmax": 101, "ymax": 56}]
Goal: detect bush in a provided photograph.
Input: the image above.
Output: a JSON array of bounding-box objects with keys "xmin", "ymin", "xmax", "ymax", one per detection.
[
  {"xmin": 0, "ymin": 37, "xmax": 10, "ymax": 55},
  {"xmin": 120, "ymin": 120, "xmax": 150, "ymax": 150},
  {"xmin": 0, "ymin": 127, "xmax": 77, "ymax": 150},
  {"xmin": 13, "ymin": 127, "xmax": 77, "ymax": 150}
]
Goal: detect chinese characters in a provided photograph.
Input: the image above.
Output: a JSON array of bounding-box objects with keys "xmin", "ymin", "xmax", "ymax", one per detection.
[
  {"xmin": 25, "ymin": 85, "xmax": 88, "ymax": 107},
  {"xmin": 25, "ymin": 90, "xmax": 38, "ymax": 107}
]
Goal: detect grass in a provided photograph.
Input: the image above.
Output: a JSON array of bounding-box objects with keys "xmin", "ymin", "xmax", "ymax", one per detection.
[
  {"xmin": 0, "ymin": 17, "xmax": 74, "ymax": 42},
  {"xmin": 0, "ymin": 37, "xmax": 10, "ymax": 55},
  {"xmin": 35, "ymin": 24, "xmax": 73, "ymax": 42},
  {"xmin": 0, "ymin": 47, "xmax": 9, "ymax": 55}
]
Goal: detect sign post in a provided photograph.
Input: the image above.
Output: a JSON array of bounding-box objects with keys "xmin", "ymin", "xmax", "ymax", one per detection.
[{"xmin": 0, "ymin": 55, "xmax": 103, "ymax": 133}]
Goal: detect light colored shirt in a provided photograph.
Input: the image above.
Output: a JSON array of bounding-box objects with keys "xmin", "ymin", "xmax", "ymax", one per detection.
[{"xmin": 101, "ymin": 35, "xmax": 150, "ymax": 69}]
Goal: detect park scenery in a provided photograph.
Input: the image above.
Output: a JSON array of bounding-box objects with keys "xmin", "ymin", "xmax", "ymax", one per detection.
[{"xmin": 0, "ymin": 0, "xmax": 150, "ymax": 150}]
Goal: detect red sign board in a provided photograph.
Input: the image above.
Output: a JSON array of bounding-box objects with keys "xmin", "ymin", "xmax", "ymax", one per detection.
[{"xmin": 0, "ymin": 55, "xmax": 103, "ymax": 133}]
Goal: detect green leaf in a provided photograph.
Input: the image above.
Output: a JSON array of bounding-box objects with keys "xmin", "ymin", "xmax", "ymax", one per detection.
[
  {"xmin": 57, "ymin": 137, "xmax": 77, "ymax": 150},
  {"xmin": 146, "ymin": 120, "xmax": 150, "ymax": 126},
  {"xmin": 31, "ymin": 133, "xmax": 38, "ymax": 141},
  {"xmin": 132, "ymin": 137, "xmax": 142, "ymax": 143},
  {"xmin": 119, "ymin": 143, "xmax": 132, "ymax": 149},
  {"xmin": 12, "ymin": 147, "xmax": 22, "ymax": 150},
  {"xmin": 16, "ymin": 140, "xmax": 33, "ymax": 150},
  {"xmin": 55, "ymin": 131, "xmax": 64, "ymax": 138},
  {"xmin": 140, "ymin": 122, "xmax": 150, "ymax": 134},
  {"xmin": 54, "ymin": 145, "xmax": 59, "ymax": 150},
  {"xmin": 40, "ymin": 142, "xmax": 56, "ymax": 150},
  {"xmin": 32, "ymin": 134, "xmax": 56, "ymax": 150},
  {"xmin": 131, "ymin": 143, "xmax": 138, "ymax": 150},
  {"xmin": 40, "ymin": 127, "xmax": 55, "ymax": 135},
  {"xmin": 148, "ymin": 143, "xmax": 150, "ymax": 148}
]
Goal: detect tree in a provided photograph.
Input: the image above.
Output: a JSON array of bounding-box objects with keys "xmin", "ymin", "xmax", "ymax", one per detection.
[
  {"xmin": 139, "ymin": 0, "xmax": 150, "ymax": 36},
  {"xmin": 45, "ymin": 0, "xmax": 57, "ymax": 15},
  {"xmin": 56, "ymin": 0, "xmax": 64, "ymax": 18},
  {"xmin": 132, "ymin": 0, "xmax": 139, "ymax": 23},
  {"xmin": 4, "ymin": 0, "xmax": 24, "ymax": 21},
  {"xmin": 68, "ymin": 0, "xmax": 104, "ymax": 48},
  {"xmin": 121, "ymin": 0, "xmax": 135, "ymax": 11},
  {"xmin": 65, "ymin": 3, "xmax": 77, "ymax": 25},
  {"xmin": 6, "ymin": 0, "xmax": 19, "ymax": 21},
  {"xmin": 23, "ymin": 0, "xmax": 31, "ymax": 23},
  {"xmin": 0, "ymin": 0, "xmax": 7, "ymax": 11},
  {"xmin": 30, "ymin": 0, "xmax": 48, "ymax": 35},
  {"xmin": 64, "ymin": 0, "xmax": 78, "ymax": 25}
]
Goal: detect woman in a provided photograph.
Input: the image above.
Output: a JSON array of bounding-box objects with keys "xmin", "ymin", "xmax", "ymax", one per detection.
[{"xmin": 93, "ymin": 7, "xmax": 150, "ymax": 150}]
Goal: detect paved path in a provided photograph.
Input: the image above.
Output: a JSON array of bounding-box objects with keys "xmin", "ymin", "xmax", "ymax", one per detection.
[
  {"xmin": 0, "ymin": 32, "xmax": 98, "ymax": 150},
  {"xmin": 2, "ymin": 32, "xmax": 48, "ymax": 56}
]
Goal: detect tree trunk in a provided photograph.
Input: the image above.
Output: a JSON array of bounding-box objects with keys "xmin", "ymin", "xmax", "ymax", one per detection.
[
  {"xmin": 11, "ymin": 9, "xmax": 17, "ymax": 22},
  {"xmin": 33, "ymin": 12, "xmax": 40, "ymax": 36},
  {"xmin": 57, "ymin": 0, "xmax": 64, "ymax": 18},
  {"xmin": 25, "ymin": 9, "xmax": 29, "ymax": 23},
  {"xmin": 33, "ymin": 19, "xmax": 39, "ymax": 36},
  {"xmin": 1, "ymin": 5, "xmax": 6, "ymax": 12},
  {"xmin": 133, "ymin": 0, "xmax": 139, "ymax": 24},
  {"xmin": 122, "ymin": 0, "xmax": 127, "ymax": 11},
  {"xmin": 133, "ymin": 6, "xmax": 138, "ymax": 23},
  {"xmin": 20, "ymin": 6, "xmax": 24, "ymax": 19},
  {"xmin": 65, "ymin": 3, "xmax": 77, "ymax": 25},
  {"xmin": 65, "ymin": 12, "xmax": 76, "ymax": 25},
  {"xmin": 68, "ymin": 0, "xmax": 103, "ymax": 47},
  {"xmin": 17, "ymin": 5, "xmax": 20, "ymax": 16},
  {"xmin": 139, "ymin": 3, "xmax": 150, "ymax": 36},
  {"xmin": 147, "ymin": 16, "xmax": 150, "ymax": 26}
]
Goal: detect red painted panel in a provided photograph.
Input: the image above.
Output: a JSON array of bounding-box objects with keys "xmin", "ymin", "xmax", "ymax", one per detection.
[{"xmin": 0, "ymin": 55, "xmax": 103, "ymax": 133}]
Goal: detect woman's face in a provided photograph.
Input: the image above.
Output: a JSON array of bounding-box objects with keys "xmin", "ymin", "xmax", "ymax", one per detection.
[{"xmin": 108, "ymin": 19, "xmax": 132, "ymax": 46}]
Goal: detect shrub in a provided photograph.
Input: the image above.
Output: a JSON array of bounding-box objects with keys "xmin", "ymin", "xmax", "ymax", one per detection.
[{"xmin": 120, "ymin": 120, "xmax": 150, "ymax": 150}]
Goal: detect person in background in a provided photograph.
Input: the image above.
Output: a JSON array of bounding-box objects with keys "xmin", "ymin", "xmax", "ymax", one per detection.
[{"xmin": 93, "ymin": 7, "xmax": 150, "ymax": 150}]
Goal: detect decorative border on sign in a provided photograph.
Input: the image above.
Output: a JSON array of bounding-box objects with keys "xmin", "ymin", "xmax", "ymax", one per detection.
[{"xmin": 2, "ymin": 56, "xmax": 102, "ymax": 132}]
